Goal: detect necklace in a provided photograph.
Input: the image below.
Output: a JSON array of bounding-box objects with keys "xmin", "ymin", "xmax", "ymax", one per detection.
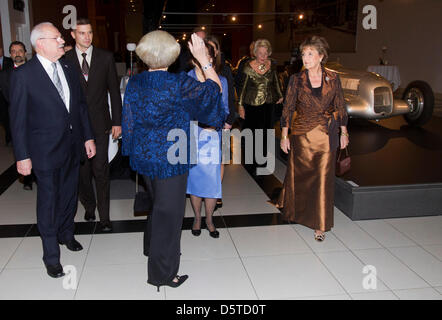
[{"xmin": 258, "ymin": 63, "xmax": 267, "ymax": 72}]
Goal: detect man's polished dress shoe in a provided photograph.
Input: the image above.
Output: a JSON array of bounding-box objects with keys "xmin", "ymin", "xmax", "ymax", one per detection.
[
  {"xmin": 100, "ymin": 221, "xmax": 113, "ymax": 232},
  {"xmin": 46, "ymin": 264, "xmax": 65, "ymax": 278},
  {"xmin": 23, "ymin": 183, "xmax": 32, "ymax": 191},
  {"xmin": 59, "ymin": 239, "xmax": 83, "ymax": 252},
  {"xmin": 84, "ymin": 211, "xmax": 96, "ymax": 222}
]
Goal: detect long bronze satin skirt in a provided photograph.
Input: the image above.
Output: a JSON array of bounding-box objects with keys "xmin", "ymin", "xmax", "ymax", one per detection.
[{"xmin": 277, "ymin": 125, "xmax": 336, "ymax": 232}]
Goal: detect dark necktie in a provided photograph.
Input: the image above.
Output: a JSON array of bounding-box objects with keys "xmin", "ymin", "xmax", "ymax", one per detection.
[{"xmin": 81, "ymin": 53, "xmax": 89, "ymax": 79}]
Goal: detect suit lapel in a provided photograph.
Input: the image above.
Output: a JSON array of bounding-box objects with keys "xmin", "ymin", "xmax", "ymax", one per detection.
[
  {"xmin": 88, "ymin": 48, "xmax": 99, "ymax": 84},
  {"xmin": 68, "ymin": 50, "xmax": 88, "ymax": 88},
  {"xmin": 33, "ymin": 57, "xmax": 68, "ymax": 113},
  {"xmin": 60, "ymin": 61, "xmax": 74, "ymax": 110}
]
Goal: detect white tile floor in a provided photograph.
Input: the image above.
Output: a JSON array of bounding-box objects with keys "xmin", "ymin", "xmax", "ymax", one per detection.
[{"xmin": 0, "ymin": 144, "xmax": 441, "ymax": 300}]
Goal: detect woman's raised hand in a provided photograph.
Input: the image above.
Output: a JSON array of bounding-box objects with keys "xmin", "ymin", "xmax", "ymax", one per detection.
[{"xmin": 188, "ymin": 34, "xmax": 209, "ymax": 67}]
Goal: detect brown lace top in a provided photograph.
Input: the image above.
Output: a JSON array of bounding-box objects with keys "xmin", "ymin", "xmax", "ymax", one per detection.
[{"xmin": 281, "ymin": 67, "xmax": 348, "ymax": 135}]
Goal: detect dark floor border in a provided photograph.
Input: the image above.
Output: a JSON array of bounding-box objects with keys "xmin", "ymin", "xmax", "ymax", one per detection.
[
  {"xmin": 0, "ymin": 212, "xmax": 289, "ymax": 238},
  {"xmin": 0, "ymin": 164, "xmax": 19, "ymax": 196}
]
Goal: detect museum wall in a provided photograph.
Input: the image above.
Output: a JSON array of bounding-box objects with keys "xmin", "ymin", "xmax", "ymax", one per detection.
[{"xmin": 329, "ymin": 0, "xmax": 442, "ymax": 96}]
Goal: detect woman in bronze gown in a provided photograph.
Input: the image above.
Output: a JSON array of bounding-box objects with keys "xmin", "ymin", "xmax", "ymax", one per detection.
[{"xmin": 277, "ymin": 36, "xmax": 349, "ymax": 242}]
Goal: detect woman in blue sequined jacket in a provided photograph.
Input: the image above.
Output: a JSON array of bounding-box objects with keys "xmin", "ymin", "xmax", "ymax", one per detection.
[{"xmin": 122, "ymin": 31, "xmax": 225, "ymax": 291}]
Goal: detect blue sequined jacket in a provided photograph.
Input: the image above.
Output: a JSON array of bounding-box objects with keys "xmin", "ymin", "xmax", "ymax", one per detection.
[{"xmin": 122, "ymin": 71, "xmax": 224, "ymax": 179}]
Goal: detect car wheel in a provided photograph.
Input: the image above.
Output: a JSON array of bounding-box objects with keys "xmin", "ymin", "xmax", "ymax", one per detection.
[{"xmin": 402, "ymin": 81, "xmax": 434, "ymax": 126}]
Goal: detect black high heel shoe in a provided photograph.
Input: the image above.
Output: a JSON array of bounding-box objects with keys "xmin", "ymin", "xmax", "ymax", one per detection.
[
  {"xmin": 206, "ymin": 225, "xmax": 220, "ymax": 238},
  {"xmin": 153, "ymin": 275, "xmax": 189, "ymax": 292},
  {"xmin": 191, "ymin": 219, "xmax": 201, "ymax": 237}
]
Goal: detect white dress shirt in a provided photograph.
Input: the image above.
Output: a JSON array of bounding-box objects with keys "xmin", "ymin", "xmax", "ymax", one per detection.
[
  {"xmin": 75, "ymin": 45, "xmax": 93, "ymax": 81},
  {"xmin": 37, "ymin": 54, "xmax": 70, "ymax": 112}
]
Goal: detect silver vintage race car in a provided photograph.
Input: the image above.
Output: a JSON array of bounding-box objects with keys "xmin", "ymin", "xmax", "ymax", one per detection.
[{"xmin": 325, "ymin": 62, "xmax": 435, "ymax": 126}]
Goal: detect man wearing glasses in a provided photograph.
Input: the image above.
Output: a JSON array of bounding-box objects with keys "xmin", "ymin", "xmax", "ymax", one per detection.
[{"xmin": 9, "ymin": 22, "xmax": 96, "ymax": 278}]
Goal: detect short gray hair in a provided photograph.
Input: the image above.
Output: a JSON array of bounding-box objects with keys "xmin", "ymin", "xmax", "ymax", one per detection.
[
  {"xmin": 30, "ymin": 22, "xmax": 54, "ymax": 48},
  {"xmin": 136, "ymin": 30, "xmax": 180, "ymax": 69}
]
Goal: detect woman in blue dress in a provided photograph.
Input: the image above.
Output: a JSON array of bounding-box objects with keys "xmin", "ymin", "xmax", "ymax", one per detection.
[
  {"xmin": 122, "ymin": 31, "xmax": 225, "ymax": 291},
  {"xmin": 186, "ymin": 41, "xmax": 229, "ymax": 238}
]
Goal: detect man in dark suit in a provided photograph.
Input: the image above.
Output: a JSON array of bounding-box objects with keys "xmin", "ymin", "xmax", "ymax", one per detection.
[
  {"xmin": 0, "ymin": 46, "xmax": 14, "ymax": 145},
  {"xmin": 9, "ymin": 22, "xmax": 96, "ymax": 278},
  {"xmin": 0, "ymin": 47, "xmax": 13, "ymax": 71},
  {"xmin": 0, "ymin": 41, "xmax": 35, "ymax": 189},
  {"xmin": 64, "ymin": 18, "xmax": 122, "ymax": 232}
]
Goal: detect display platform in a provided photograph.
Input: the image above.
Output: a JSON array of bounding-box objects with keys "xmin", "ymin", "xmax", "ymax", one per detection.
[
  {"xmin": 334, "ymin": 116, "xmax": 442, "ymax": 220},
  {"xmin": 276, "ymin": 115, "xmax": 442, "ymax": 220}
]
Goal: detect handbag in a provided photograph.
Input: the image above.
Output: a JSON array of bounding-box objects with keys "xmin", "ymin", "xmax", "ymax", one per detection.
[
  {"xmin": 336, "ymin": 147, "xmax": 351, "ymax": 176},
  {"xmin": 133, "ymin": 173, "xmax": 153, "ymax": 217}
]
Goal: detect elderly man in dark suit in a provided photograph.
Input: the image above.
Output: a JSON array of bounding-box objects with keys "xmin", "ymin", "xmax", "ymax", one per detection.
[
  {"xmin": 9, "ymin": 22, "xmax": 96, "ymax": 278},
  {"xmin": 64, "ymin": 18, "xmax": 122, "ymax": 232}
]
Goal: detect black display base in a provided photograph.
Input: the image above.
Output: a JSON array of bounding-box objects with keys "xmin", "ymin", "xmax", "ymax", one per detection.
[
  {"xmin": 334, "ymin": 179, "xmax": 442, "ymax": 220},
  {"xmin": 333, "ymin": 116, "xmax": 442, "ymax": 220}
]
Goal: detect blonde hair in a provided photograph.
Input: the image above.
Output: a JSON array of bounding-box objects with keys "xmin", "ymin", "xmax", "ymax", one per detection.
[
  {"xmin": 253, "ymin": 39, "xmax": 272, "ymax": 56},
  {"xmin": 136, "ymin": 30, "xmax": 180, "ymax": 69}
]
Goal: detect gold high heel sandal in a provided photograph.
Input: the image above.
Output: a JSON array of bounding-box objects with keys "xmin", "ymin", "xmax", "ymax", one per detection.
[{"xmin": 314, "ymin": 232, "xmax": 325, "ymax": 242}]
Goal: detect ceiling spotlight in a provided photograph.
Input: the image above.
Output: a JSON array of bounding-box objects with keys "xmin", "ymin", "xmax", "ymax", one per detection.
[
  {"xmin": 231, "ymin": 16, "xmax": 237, "ymax": 22},
  {"xmin": 258, "ymin": 24, "xmax": 263, "ymax": 29},
  {"xmin": 299, "ymin": 14, "xmax": 304, "ymax": 20},
  {"xmin": 202, "ymin": 26, "xmax": 206, "ymax": 30}
]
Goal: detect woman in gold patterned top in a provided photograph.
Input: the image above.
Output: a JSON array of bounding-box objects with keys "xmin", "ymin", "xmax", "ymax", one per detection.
[
  {"xmin": 238, "ymin": 39, "xmax": 283, "ymax": 171},
  {"xmin": 277, "ymin": 36, "xmax": 349, "ymax": 242}
]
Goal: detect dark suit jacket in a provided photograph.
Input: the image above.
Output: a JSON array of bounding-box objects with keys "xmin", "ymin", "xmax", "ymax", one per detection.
[
  {"xmin": 64, "ymin": 47, "xmax": 122, "ymax": 137},
  {"xmin": 1, "ymin": 56, "xmax": 13, "ymax": 71},
  {"xmin": 9, "ymin": 56, "xmax": 94, "ymax": 171},
  {"xmin": 0, "ymin": 67, "xmax": 13, "ymax": 103}
]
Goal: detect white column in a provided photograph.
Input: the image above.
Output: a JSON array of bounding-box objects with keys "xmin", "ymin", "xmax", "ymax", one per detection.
[{"xmin": 0, "ymin": 0, "xmax": 12, "ymax": 52}]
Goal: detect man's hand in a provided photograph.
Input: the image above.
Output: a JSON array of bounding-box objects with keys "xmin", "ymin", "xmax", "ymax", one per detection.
[
  {"xmin": 276, "ymin": 98, "xmax": 284, "ymax": 104},
  {"xmin": 85, "ymin": 140, "xmax": 96, "ymax": 159},
  {"xmin": 17, "ymin": 159, "xmax": 32, "ymax": 176},
  {"xmin": 112, "ymin": 126, "xmax": 122, "ymax": 140}
]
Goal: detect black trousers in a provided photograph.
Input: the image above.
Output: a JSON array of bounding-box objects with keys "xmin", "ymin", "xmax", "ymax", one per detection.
[
  {"xmin": 243, "ymin": 103, "xmax": 275, "ymax": 166},
  {"xmin": 143, "ymin": 173, "xmax": 188, "ymax": 286},
  {"xmin": 79, "ymin": 133, "xmax": 110, "ymax": 222},
  {"xmin": 33, "ymin": 145, "xmax": 79, "ymax": 266},
  {"xmin": 0, "ymin": 102, "xmax": 11, "ymax": 144}
]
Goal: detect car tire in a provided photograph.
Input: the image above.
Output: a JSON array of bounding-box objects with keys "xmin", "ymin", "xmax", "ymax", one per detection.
[{"xmin": 402, "ymin": 81, "xmax": 434, "ymax": 126}]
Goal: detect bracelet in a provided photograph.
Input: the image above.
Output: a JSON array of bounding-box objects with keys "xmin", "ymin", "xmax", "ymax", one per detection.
[
  {"xmin": 202, "ymin": 63, "xmax": 213, "ymax": 71},
  {"xmin": 281, "ymin": 135, "xmax": 288, "ymax": 140},
  {"xmin": 341, "ymin": 132, "xmax": 349, "ymax": 137}
]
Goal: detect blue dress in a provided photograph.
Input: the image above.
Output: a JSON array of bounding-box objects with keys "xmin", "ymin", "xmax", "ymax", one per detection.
[
  {"xmin": 122, "ymin": 71, "xmax": 225, "ymax": 180},
  {"xmin": 186, "ymin": 69, "xmax": 229, "ymax": 198}
]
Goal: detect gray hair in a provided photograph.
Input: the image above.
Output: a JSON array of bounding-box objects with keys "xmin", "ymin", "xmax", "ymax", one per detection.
[
  {"xmin": 136, "ymin": 30, "xmax": 180, "ymax": 69},
  {"xmin": 30, "ymin": 22, "xmax": 55, "ymax": 48}
]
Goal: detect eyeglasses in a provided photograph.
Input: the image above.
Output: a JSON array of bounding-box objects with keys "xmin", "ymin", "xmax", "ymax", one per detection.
[{"xmin": 39, "ymin": 36, "xmax": 64, "ymax": 42}]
